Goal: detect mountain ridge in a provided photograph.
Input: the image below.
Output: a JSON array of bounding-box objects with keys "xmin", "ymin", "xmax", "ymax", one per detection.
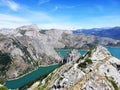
[
  {"xmin": 33, "ymin": 46, "xmax": 120, "ymax": 90},
  {"xmin": 73, "ymin": 26, "xmax": 120, "ymax": 40}
]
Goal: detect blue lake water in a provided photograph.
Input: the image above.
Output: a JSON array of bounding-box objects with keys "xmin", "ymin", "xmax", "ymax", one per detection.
[
  {"xmin": 5, "ymin": 64, "xmax": 59, "ymax": 89},
  {"xmin": 106, "ymin": 47, "xmax": 120, "ymax": 59},
  {"xmin": 56, "ymin": 49, "xmax": 87, "ymax": 57},
  {"xmin": 56, "ymin": 47, "xmax": 120, "ymax": 59}
]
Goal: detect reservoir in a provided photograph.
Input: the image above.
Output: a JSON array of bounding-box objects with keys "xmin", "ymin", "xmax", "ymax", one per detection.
[
  {"xmin": 106, "ymin": 47, "xmax": 120, "ymax": 59},
  {"xmin": 56, "ymin": 47, "xmax": 120, "ymax": 59},
  {"xmin": 5, "ymin": 64, "xmax": 59, "ymax": 89}
]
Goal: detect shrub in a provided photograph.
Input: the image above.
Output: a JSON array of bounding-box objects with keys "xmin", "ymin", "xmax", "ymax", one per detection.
[
  {"xmin": 78, "ymin": 62, "xmax": 87, "ymax": 68},
  {"xmin": 20, "ymin": 30, "xmax": 26, "ymax": 35},
  {"xmin": 85, "ymin": 59, "xmax": 93, "ymax": 64},
  {"xmin": 105, "ymin": 76, "xmax": 118, "ymax": 90},
  {"xmin": 78, "ymin": 58, "xmax": 92, "ymax": 68},
  {"xmin": 0, "ymin": 86, "xmax": 8, "ymax": 90},
  {"xmin": 110, "ymin": 79, "xmax": 118, "ymax": 90}
]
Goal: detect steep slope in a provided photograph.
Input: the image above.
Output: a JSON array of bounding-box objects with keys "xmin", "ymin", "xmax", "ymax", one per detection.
[
  {"xmin": 0, "ymin": 25, "xmax": 62, "ymax": 83},
  {"xmin": 35, "ymin": 46, "xmax": 120, "ymax": 90}
]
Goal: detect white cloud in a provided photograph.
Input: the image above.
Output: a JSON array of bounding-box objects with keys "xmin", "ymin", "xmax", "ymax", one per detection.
[
  {"xmin": 1, "ymin": 0, "xmax": 19, "ymax": 11},
  {"xmin": 0, "ymin": 13, "xmax": 30, "ymax": 28},
  {"xmin": 0, "ymin": 14, "xmax": 28, "ymax": 22},
  {"xmin": 28, "ymin": 11, "xmax": 53, "ymax": 22},
  {"xmin": 78, "ymin": 15, "xmax": 120, "ymax": 28},
  {"xmin": 38, "ymin": 23, "xmax": 82, "ymax": 30},
  {"xmin": 39, "ymin": 0, "xmax": 50, "ymax": 4},
  {"xmin": 52, "ymin": 5, "xmax": 79, "ymax": 11}
]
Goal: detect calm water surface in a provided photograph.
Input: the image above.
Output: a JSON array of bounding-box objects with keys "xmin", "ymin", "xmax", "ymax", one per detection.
[
  {"xmin": 56, "ymin": 47, "xmax": 120, "ymax": 59},
  {"xmin": 5, "ymin": 64, "xmax": 59, "ymax": 89}
]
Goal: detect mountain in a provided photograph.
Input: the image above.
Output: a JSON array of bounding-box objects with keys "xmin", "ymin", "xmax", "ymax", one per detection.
[
  {"xmin": 32, "ymin": 46, "xmax": 120, "ymax": 90},
  {"xmin": 73, "ymin": 26, "xmax": 120, "ymax": 40},
  {"xmin": 0, "ymin": 24, "xmax": 120, "ymax": 85},
  {"xmin": 0, "ymin": 24, "xmax": 62, "ymax": 83},
  {"xmin": 60, "ymin": 33, "xmax": 120, "ymax": 48}
]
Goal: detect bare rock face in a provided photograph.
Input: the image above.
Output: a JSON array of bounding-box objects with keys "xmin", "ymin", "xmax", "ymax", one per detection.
[
  {"xmin": 16, "ymin": 24, "xmax": 39, "ymax": 31},
  {"xmin": 36, "ymin": 46, "xmax": 120, "ymax": 90},
  {"xmin": 60, "ymin": 32, "xmax": 120, "ymax": 49},
  {"xmin": 29, "ymin": 49, "xmax": 81, "ymax": 90},
  {"xmin": 0, "ymin": 25, "xmax": 62, "ymax": 82},
  {"xmin": 90, "ymin": 45, "xmax": 111, "ymax": 61}
]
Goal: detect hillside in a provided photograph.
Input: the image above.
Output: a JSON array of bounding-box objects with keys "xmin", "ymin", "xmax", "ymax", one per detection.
[{"xmin": 33, "ymin": 46, "xmax": 120, "ymax": 90}]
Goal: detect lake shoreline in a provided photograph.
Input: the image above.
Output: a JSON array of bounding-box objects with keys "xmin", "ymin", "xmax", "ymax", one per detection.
[
  {"xmin": 5, "ymin": 63, "xmax": 59, "ymax": 82},
  {"xmin": 4, "ymin": 64, "xmax": 60, "ymax": 89}
]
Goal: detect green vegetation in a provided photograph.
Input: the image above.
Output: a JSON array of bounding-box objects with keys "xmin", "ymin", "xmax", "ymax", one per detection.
[
  {"xmin": 45, "ymin": 72, "xmax": 53, "ymax": 83},
  {"xmin": 0, "ymin": 34, "xmax": 6, "ymax": 41},
  {"xmin": 0, "ymin": 86, "xmax": 8, "ymax": 90},
  {"xmin": 105, "ymin": 76, "xmax": 118, "ymax": 90},
  {"xmin": 20, "ymin": 30, "xmax": 26, "ymax": 35},
  {"xmin": 76, "ymin": 56, "xmax": 84, "ymax": 63},
  {"xmin": 76, "ymin": 58, "xmax": 80, "ymax": 63},
  {"xmin": 110, "ymin": 80, "xmax": 118, "ymax": 90},
  {"xmin": 86, "ymin": 44, "xmax": 95, "ymax": 49},
  {"xmin": 85, "ymin": 59, "xmax": 93, "ymax": 64},
  {"xmin": 59, "ymin": 77, "xmax": 63, "ymax": 81},
  {"xmin": 0, "ymin": 51, "xmax": 12, "ymax": 73},
  {"xmin": 0, "ymin": 78, "xmax": 6, "ymax": 84},
  {"xmin": 0, "ymin": 51, "xmax": 12, "ymax": 66},
  {"xmin": 78, "ymin": 58, "xmax": 93, "ymax": 68},
  {"xmin": 39, "ymin": 30, "xmax": 47, "ymax": 34},
  {"xmin": 38, "ymin": 72, "xmax": 54, "ymax": 90},
  {"xmin": 78, "ymin": 62, "xmax": 87, "ymax": 68},
  {"xmin": 84, "ymin": 48, "xmax": 93, "ymax": 57}
]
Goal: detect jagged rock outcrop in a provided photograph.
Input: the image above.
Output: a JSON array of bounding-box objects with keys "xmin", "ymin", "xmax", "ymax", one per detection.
[
  {"xmin": 35, "ymin": 46, "xmax": 120, "ymax": 90},
  {"xmin": 62, "ymin": 49, "xmax": 80, "ymax": 63}
]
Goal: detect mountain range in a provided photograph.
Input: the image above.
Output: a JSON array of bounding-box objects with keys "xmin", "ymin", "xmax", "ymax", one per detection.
[{"xmin": 73, "ymin": 26, "xmax": 120, "ymax": 40}]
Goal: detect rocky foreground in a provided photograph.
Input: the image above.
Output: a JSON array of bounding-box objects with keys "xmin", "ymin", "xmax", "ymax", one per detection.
[
  {"xmin": 30, "ymin": 46, "xmax": 120, "ymax": 90},
  {"xmin": 0, "ymin": 24, "xmax": 120, "ymax": 86}
]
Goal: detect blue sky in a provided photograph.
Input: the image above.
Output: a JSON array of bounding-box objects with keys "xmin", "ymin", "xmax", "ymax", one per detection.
[{"xmin": 0, "ymin": 0, "xmax": 120, "ymax": 29}]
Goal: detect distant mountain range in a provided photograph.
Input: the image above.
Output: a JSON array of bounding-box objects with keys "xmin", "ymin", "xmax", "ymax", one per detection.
[{"xmin": 73, "ymin": 26, "xmax": 120, "ymax": 40}]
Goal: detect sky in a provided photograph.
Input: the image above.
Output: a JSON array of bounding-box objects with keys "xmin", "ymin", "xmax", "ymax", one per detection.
[{"xmin": 0, "ymin": 0, "xmax": 120, "ymax": 29}]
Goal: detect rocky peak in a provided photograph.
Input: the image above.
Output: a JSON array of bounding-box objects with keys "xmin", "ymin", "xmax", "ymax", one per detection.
[
  {"xmin": 66, "ymin": 49, "xmax": 81, "ymax": 62},
  {"xmin": 90, "ymin": 46, "xmax": 111, "ymax": 61},
  {"xmin": 15, "ymin": 24, "xmax": 41, "ymax": 37},
  {"xmin": 16, "ymin": 24, "xmax": 39, "ymax": 31},
  {"xmin": 61, "ymin": 49, "xmax": 81, "ymax": 63}
]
